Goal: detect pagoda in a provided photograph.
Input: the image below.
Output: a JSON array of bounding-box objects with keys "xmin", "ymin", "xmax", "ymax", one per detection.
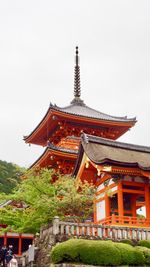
[{"xmin": 24, "ymin": 47, "xmax": 136, "ymax": 174}]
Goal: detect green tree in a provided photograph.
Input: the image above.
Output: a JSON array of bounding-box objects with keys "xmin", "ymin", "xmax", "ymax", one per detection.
[
  {"xmin": 0, "ymin": 169, "xmax": 94, "ymax": 233},
  {"xmin": 0, "ymin": 160, "xmax": 25, "ymax": 194}
]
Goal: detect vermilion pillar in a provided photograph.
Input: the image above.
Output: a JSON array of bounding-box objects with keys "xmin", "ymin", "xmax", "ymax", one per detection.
[
  {"xmin": 117, "ymin": 182, "xmax": 124, "ymax": 221},
  {"xmin": 145, "ymin": 185, "xmax": 150, "ymax": 219},
  {"xmin": 4, "ymin": 234, "xmax": 7, "ymax": 246},
  {"xmin": 105, "ymin": 195, "xmax": 110, "ymax": 217},
  {"xmin": 18, "ymin": 234, "xmax": 22, "ymax": 255},
  {"xmin": 94, "ymin": 200, "xmax": 97, "ymax": 223}
]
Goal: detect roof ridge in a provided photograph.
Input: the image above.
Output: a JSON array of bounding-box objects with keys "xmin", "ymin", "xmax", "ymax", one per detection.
[
  {"xmin": 82, "ymin": 133, "xmax": 150, "ymax": 153},
  {"xmin": 49, "ymin": 103, "xmax": 136, "ymax": 122},
  {"xmin": 73, "ymin": 103, "xmax": 136, "ymax": 120}
]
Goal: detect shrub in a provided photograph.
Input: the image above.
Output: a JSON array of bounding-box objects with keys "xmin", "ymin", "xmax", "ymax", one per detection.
[
  {"xmin": 51, "ymin": 239, "xmax": 146, "ymax": 266},
  {"xmin": 136, "ymin": 246, "xmax": 150, "ymax": 265},
  {"xmin": 120, "ymin": 239, "xmax": 134, "ymax": 246},
  {"xmin": 79, "ymin": 240, "xmax": 121, "ymax": 266},
  {"xmin": 51, "ymin": 239, "xmax": 85, "ymax": 263},
  {"xmin": 114, "ymin": 242, "xmax": 145, "ymax": 265},
  {"xmin": 51, "ymin": 239, "xmax": 121, "ymax": 265},
  {"xmin": 138, "ymin": 240, "xmax": 150, "ymax": 249}
]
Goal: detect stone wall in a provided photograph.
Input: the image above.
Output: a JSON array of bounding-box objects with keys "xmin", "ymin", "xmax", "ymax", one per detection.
[{"xmin": 34, "ymin": 221, "xmax": 60, "ymax": 267}]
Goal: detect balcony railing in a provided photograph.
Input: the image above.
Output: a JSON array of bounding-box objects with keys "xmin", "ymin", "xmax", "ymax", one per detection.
[{"xmin": 98, "ymin": 214, "xmax": 150, "ymax": 227}]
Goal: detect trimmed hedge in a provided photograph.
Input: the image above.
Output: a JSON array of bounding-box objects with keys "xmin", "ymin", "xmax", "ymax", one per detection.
[
  {"xmin": 51, "ymin": 239, "xmax": 146, "ymax": 266},
  {"xmin": 119, "ymin": 239, "xmax": 134, "ymax": 246},
  {"xmin": 136, "ymin": 246, "xmax": 150, "ymax": 265},
  {"xmin": 114, "ymin": 243, "xmax": 145, "ymax": 265},
  {"xmin": 78, "ymin": 240, "xmax": 121, "ymax": 266},
  {"xmin": 51, "ymin": 239, "xmax": 85, "ymax": 263},
  {"xmin": 138, "ymin": 240, "xmax": 150, "ymax": 249}
]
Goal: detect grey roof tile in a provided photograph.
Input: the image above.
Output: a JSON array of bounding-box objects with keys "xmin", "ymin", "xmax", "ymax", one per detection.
[
  {"xmin": 51, "ymin": 102, "xmax": 136, "ymax": 123},
  {"xmin": 80, "ymin": 133, "xmax": 150, "ymax": 170}
]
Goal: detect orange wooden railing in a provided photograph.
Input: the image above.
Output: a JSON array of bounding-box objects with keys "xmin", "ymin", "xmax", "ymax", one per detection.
[{"xmin": 98, "ymin": 215, "xmax": 150, "ymax": 227}]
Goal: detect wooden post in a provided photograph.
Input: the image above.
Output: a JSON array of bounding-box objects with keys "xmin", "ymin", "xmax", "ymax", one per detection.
[
  {"xmin": 105, "ymin": 195, "xmax": 110, "ymax": 217},
  {"xmin": 111, "ymin": 214, "xmax": 115, "ymax": 224},
  {"xmin": 18, "ymin": 234, "xmax": 22, "ymax": 255},
  {"xmin": 145, "ymin": 185, "xmax": 150, "ymax": 219},
  {"xmin": 117, "ymin": 182, "xmax": 123, "ymax": 223},
  {"xmin": 93, "ymin": 200, "xmax": 97, "ymax": 223},
  {"xmin": 4, "ymin": 233, "xmax": 7, "ymax": 246}
]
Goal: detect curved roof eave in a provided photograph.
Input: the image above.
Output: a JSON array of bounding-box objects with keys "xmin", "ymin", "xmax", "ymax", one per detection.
[
  {"xmin": 73, "ymin": 133, "xmax": 150, "ymax": 175},
  {"xmin": 24, "ymin": 106, "xmax": 51, "ymax": 142},
  {"xmin": 24, "ymin": 102, "xmax": 136, "ymax": 143},
  {"xmin": 29, "ymin": 143, "xmax": 77, "ymax": 169},
  {"xmin": 91, "ymin": 158, "xmax": 150, "ymax": 171},
  {"xmin": 82, "ymin": 134, "xmax": 150, "ymax": 170}
]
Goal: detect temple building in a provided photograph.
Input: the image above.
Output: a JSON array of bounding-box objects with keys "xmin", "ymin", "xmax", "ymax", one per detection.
[
  {"xmin": 24, "ymin": 47, "xmax": 150, "ymax": 228},
  {"xmin": 74, "ymin": 134, "xmax": 150, "ymax": 227}
]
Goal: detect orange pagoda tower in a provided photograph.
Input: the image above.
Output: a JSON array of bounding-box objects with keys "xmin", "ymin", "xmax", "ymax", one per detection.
[{"xmin": 24, "ymin": 47, "xmax": 136, "ymax": 174}]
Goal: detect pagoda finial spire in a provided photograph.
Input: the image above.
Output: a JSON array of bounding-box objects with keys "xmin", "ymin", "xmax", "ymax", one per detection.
[
  {"xmin": 74, "ymin": 46, "xmax": 80, "ymax": 98},
  {"xmin": 71, "ymin": 46, "xmax": 85, "ymax": 105}
]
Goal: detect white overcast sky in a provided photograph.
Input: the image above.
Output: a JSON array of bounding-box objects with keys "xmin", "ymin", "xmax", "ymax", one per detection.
[{"xmin": 0, "ymin": 0, "xmax": 150, "ymax": 167}]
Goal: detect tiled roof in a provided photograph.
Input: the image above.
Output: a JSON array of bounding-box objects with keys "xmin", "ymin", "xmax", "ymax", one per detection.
[
  {"xmin": 82, "ymin": 133, "xmax": 150, "ymax": 153},
  {"xmin": 47, "ymin": 142, "xmax": 78, "ymax": 154},
  {"xmin": 50, "ymin": 102, "xmax": 136, "ymax": 123},
  {"xmin": 24, "ymin": 101, "xmax": 136, "ymax": 143},
  {"xmin": 30, "ymin": 143, "xmax": 77, "ymax": 169},
  {"xmin": 77, "ymin": 133, "xmax": 150, "ymax": 170}
]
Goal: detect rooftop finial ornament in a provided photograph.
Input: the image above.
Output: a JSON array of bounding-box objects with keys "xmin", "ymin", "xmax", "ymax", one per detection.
[
  {"xmin": 75, "ymin": 46, "xmax": 79, "ymax": 66},
  {"xmin": 74, "ymin": 46, "xmax": 80, "ymax": 98},
  {"xmin": 71, "ymin": 46, "xmax": 85, "ymax": 105}
]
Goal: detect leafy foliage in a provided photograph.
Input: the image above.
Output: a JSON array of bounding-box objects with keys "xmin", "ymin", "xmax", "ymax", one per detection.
[
  {"xmin": 51, "ymin": 239, "xmax": 146, "ymax": 266},
  {"xmin": 0, "ymin": 160, "xmax": 25, "ymax": 194},
  {"xmin": 0, "ymin": 169, "xmax": 94, "ymax": 233}
]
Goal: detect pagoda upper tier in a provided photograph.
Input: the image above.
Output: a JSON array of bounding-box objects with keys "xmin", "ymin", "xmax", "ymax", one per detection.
[
  {"xmin": 24, "ymin": 100, "xmax": 136, "ymax": 147},
  {"xmin": 24, "ymin": 48, "xmax": 136, "ymax": 148}
]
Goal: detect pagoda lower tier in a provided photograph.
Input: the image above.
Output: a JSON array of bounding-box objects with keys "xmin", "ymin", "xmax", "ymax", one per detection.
[
  {"xmin": 30, "ymin": 141, "xmax": 77, "ymax": 175},
  {"xmin": 74, "ymin": 133, "xmax": 150, "ymax": 227}
]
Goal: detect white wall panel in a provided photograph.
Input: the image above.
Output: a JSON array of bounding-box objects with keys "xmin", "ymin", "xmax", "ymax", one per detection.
[{"xmin": 96, "ymin": 200, "xmax": 105, "ymax": 221}]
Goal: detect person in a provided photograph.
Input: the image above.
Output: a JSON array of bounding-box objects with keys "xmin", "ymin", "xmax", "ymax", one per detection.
[
  {"xmin": 0, "ymin": 245, "xmax": 7, "ymax": 267},
  {"xmin": 8, "ymin": 255, "xmax": 18, "ymax": 267},
  {"xmin": 5, "ymin": 246, "xmax": 13, "ymax": 267}
]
